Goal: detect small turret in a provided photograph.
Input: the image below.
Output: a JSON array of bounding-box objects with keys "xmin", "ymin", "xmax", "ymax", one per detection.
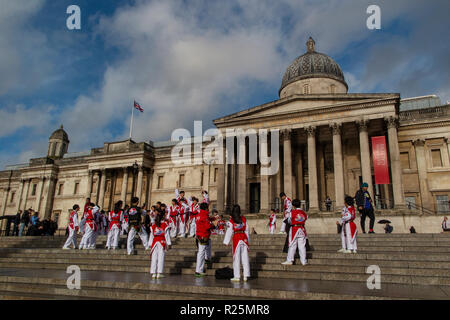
[{"xmin": 48, "ymin": 125, "xmax": 69, "ymax": 159}]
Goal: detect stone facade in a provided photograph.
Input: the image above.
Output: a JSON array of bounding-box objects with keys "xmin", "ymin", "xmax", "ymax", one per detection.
[{"xmin": 1, "ymin": 38, "xmax": 449, "ymax": 230}]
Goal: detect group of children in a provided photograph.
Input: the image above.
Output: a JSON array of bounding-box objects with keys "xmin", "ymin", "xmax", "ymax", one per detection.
[{"xmin": 63, "ymin": 188, "xmax": 358, "ymax": 282}]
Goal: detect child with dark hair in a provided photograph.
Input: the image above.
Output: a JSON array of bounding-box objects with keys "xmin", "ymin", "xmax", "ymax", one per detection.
[
  {"xmin": 149, "ymin": 210, "xmax": 171, "ymax": 279},
  {"xmin": 188, "ymin": 197, "xmax": 200, "ymax": 237},
  {"xmin": 282, "ymin": 199, "xmax": 308, "ymax": 266},
  {"xmin": 106, "ymin": 200, "xmax": 123, "ymax": 250},
  {"xmin": 63, "ymin": 204, "xmax": 80, "ymax": 249},
  {"xmin": 336, "ymin": 196, "xmax": 358, "ymax": 254},
  {"xmin": 168, "ymin": 199, "xmax": 179, "ymax": 238},
  {"xmin": 268, "ymin": 209, "xmax": 277, "ymax": 234},
  {"xmin": 194, "ymin": 202, "xmax": 215, "ymax": 277},
  {"xmin": 224, "ymin": 204, "xmax": 250, "ymax": 282}
]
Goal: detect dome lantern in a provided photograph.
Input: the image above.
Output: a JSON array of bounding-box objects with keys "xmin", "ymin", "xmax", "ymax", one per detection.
[{"xmin": 48, "ymin": 124, "xmax": 69, "ymax": 159}]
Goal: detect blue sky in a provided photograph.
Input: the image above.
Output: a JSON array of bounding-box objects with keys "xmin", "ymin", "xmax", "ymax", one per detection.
[{"xmin": 0, "ymin": 0, "xmax": 449, "ymax": 169}]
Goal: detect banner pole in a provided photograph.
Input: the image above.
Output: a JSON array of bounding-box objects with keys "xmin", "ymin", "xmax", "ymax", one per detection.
[{"xmin": 129, "ymin": 102, "xmax": 134, "ymax": 140}]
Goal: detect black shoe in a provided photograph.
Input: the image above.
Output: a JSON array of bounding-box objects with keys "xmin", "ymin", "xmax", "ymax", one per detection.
[{"xmin": 368, "ymin": 230, "xmax": 375, "ymax": 234}]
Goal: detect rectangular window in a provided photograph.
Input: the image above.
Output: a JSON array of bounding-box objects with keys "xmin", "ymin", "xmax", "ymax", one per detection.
[
  {"xmin": 10, "ymin": 192, "xmax": 15, "ymax": 203},
  {"xmin": 400, "ymin": 152, "xmax": 410, "ymax": 169},
  {"xmin": 431, "ymin": 149, "xmax": 443, "ymax": 167},
  {"xmin": 58, "ymin": 183, "xmax": 64, "ymax": 195},
  {"xmin": 200, "ymin": 172, "xmax": 204, "ymax": 186},
  {"xmin": 157, "ymin": 176, "xmax": 164, "ymax": 189},
  {"xmin": 179, "ymin": 174, "xmax": 185, "ymax": 188},
  {"xmin": 436, "ymin": 195, "xmax": 449, "ymax": 213},
  {"xmin": 214, "ymin": 168, "xmax": 218, "ymax": 182},
  {"xmin": 31, "ymin": 184, "xmax": 37, "ymax": 196},
  {"xmin": 74, "ymin": 182, "xmax": 79, "ymax": 195}
]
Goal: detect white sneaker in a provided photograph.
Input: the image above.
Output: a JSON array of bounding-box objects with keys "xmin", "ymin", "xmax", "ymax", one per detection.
[
  {"xmin": 152, "ymin": 274, "xmax": 157, "ymax": 279},
  {"xmin": 230, "ymin": 277, "xmax": 240, "ymax": 282},
  {"xmin": 343, "ymin": 249, "xmax": 352, "ymax": 254},
  {"xmin": 352, "ymin": 250, "xmax": 357, "ymax": 254},
  {"xmin": 337, "ymin": 248, "xmax": 346, "ymax": 253},
  {"xmin": 62, "ymin": 247, "xmax": 70, "ymax": 250},
  {"xmin": 156, "ymin": 274, "xmax": 165, "ymax": 279},
  {"xmin": 243, "ymin": 277, "xmax": 248, "ymax": 282},
  {"xmin": 301, "ymin": 261, "xmax": 308, "ymax": 266},
  {"xmin": 281, "ymin": 261, "xmax": 293, "ymax": 265}
]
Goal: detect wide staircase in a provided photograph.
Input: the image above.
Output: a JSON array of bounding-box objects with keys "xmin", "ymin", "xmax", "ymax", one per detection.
[{"xmin": 0, "ymin": 233, "xmax": 449, "ymax": 299}]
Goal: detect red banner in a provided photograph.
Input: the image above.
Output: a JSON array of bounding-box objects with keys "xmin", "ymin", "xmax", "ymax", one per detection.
[{"xmin": 371, "ymin": 136, "xmax": 390, "ymax": 184}]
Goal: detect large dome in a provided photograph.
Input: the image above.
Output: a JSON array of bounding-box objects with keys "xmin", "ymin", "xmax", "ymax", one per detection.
[{"xmin": 279, "ymin": 37, "xmax": 347, "ymax": 96}]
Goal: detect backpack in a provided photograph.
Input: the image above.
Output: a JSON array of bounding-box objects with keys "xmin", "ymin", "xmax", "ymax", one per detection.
[{"xmin": 215, "ymin": 267, "xmax": 233, "ymax": 280}]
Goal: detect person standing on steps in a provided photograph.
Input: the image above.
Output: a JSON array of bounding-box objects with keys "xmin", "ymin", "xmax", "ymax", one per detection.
[
  {"xmin": 63, "ymin": 204, "xmax": 80, "ymax": 249},
  {"xmin": 355, "ymin": 182, "xmax": 375, "ymax": 234},
  {"xmin": 194, "ymin": 202, "xmax": 215, "ymax": 277},
  {"xmin": 268, "ymin": 209, "xmax": 277, "ymax": 234},
  {"xmin": 127, "ymin": 197, "xmax": 148, "ymax": 255},
  {"xmin": 149, "ymin": 209, "xmax": 171, "ymax": 279},
  {"xmin": 282, "ymin": 199, "xmax": 308, "ymax": 266},
  {"xmin": 337, "ymin": 196, "xmax": 358, "ymax": 254},
  {"xmin": 224, "ymin": 204, "xmax": 250, "ymax": 282},
  {"xmin": 106, "ymin": 201, "xmax": 123, "ymax": 250},
  {"xmin": 279, "ymin": 192, "xmax": 292, "ymax": 234}
]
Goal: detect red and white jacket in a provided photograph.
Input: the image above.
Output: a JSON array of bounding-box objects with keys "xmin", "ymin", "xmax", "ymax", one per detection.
[
  {"xmin": 283, "ymin": 197, "xmax": 292, "ymax": 218},
  {"xmin": 149, "ymin": 222, "xmax": 171, "ymax": 254},
  {"xmin": 224, "ymin": 217, "xmax": 250, "ymax": 255},
  {"xmin": 168, "ymin": 205, "xmax": 179, "ymax": 226},
  {"xmin": 84, "ymin": 206, "xmax": 98, "ymax": 231},
  {"xmin": 218, "ymin": 219, "xmax": 226, "ymax": 233},
  {"xmin": 189, "ymin": 203, "xmax": 200, "ymax": 222},
  {"xmin": 340, "ymin": 205, "xmax": 357, "ymax": 241},
  {"xmin": 288, "ymin": 208, "xmax": 307, "ymax": 245},
  {"xmin": 68, "ymin": 210, "xmax": 79, "ymax": 230},
  {"xmin": 108, "ymin": 210, "xmax": 123, "ymax": 231},
  {"xmin": 268, "ymin": 213, "xmax": 277, "ymax": 227}
]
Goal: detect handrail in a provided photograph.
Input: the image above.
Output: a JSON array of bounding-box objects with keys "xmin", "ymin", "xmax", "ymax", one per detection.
[{"xmin": 406, "ymin": 201, "xmax": 437, "ymax": 215}]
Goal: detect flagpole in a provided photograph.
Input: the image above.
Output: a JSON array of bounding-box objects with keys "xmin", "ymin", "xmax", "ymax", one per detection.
[{"xmin": 129, "ymin": 102, "xmax": 134, "ymax": 140}]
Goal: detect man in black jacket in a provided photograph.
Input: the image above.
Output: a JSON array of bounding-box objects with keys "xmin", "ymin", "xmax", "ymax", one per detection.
[
  {"xmin": 355, "ymin": 183, "xmax": 375, "ymax": 234},
  {"xmin": 12, "ymin": 211, "xmax": 22, "ymax": 236}
]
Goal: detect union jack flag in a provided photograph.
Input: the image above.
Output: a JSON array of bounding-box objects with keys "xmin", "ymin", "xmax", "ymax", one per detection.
[{"xmin": 134, "ymin": 100, "xmax": 144, "ymax": 112}]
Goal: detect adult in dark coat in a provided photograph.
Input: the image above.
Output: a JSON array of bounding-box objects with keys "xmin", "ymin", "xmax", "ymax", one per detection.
[{"xmin": 355, "ymin": 182, "xmax": 375, "ymax": 233}]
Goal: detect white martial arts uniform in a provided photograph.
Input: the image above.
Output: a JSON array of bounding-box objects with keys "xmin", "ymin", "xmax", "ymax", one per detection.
[
  {"xmin": 340, "ymin": 206, "xmax": 358, "ymax": 251},
  {"xmin": 149, "ymin": 222, "xmax": 172, "ymax": 275},
  {"xmin": 178, "ymin": 202, "xmax": 189, "ymax": 237},
  {"xmin": 223, "ymin": 217, "xmax": 250, "ymax": 279},
  {"xmin": 168, "ymin": 205, "xmax": 179, "ymax": 238},
  {"xmin": 106, "ymin": 210, "xmax": 123, "ymax": 249},
  {"xmin": 126, "ymin": 207, "xmax": 148, "ymax": 254},
  {"xmin": 286, "ymin": 208, "xmax": 308, "ymax": 265},
  {"xmin": 188, "ymin": 203, "xmax": 199, "ymax": 237},
  {"xmin": 79, "ymin": 207, "xmax": 98, "ymax": 249},
  {"xmin": 280, "ymin": 197, "xmax": 292, "ymax": 233},
  {"xmin": 268, "ymin": 213, "xmax": 277, "ymax": 234},
  {"xmin": 63, "ymin": 210, "xmax": 79, "ymax": 249}
]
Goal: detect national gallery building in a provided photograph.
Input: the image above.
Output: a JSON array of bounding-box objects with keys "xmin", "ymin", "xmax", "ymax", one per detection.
[{"xmin": 1, "ymin": 38, "xmax": 449, "ymax": 227}]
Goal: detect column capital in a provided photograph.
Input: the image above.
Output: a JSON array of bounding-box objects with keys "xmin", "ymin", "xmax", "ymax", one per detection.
[
  {"xmin": 357, "ymin": 119, "xmax": 368, "ymax": 132},
  {"xmin": 330, "ymin": 122, "xmax": 342, "ymax": 136},
  {"xmin": 413, "ymin": 138, "xmax": 426, "ymax": 147},
  {"xmin": 305, "ymin": 126, "xmax": 316, "ymax": 137},
  {"xmin": 281, "ymin": 128, "xmax": 292, "ymax": 141},
  {"xmin": 385, "ymin": 116, "xmax": 398, "ymax": 129}
]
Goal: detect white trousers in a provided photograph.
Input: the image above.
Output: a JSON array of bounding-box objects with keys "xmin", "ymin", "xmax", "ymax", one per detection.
[
  {"xmin": 233, "ymin": 243, "xmax": 250, "ymax": 279},
  {"xmin": 63, "ymin": 228, "xmax": 77, "ymax": 249},
  {"xmin": 89, "ymin": 229, "xmax": 97, "ymax": 248},
  {"xmin": 189, "ymin": 221, "xmax": 196, "ymax": 237},
  {"xmin": 170, "ymin": 220, "xmax": 178, "ymax": 238},
  {"xmin": 79, "ymin": 225, "xmax": 94, "ymax": 249},
  {"xmin": 287, "ymin": 235, "xmax": 307, "ymax": 265},
  {"xmin": 269, "ymin": 225, "xmax": 276, "ymax": 234},
  {"xmin": 178, "ymin": 220, "xmax": 186, "ymax": 237},
  {"xmin": 341, "ymin": 223, "xmax": 357, "ymax": 250},
  {"xmin": 121, "ymin": 222, "xmax": 128, "ymax": 235},
  {"xmin": 195, "ymin": 239, "xmax": 211, "ymax": 273},
  {"xmin": 107, "ymin": 226, "xmax": 120, "ymax": 249},
  {"xmin": 150, "ymin": 243, "xmax": 165, "ymax": 274},
  {"xmin": 280, "ymin": 221, "xmax": 286, "ymax": 233},
  {"xmin": 127, "ymin": 227, "xmax": 148, "ymax": 254}
]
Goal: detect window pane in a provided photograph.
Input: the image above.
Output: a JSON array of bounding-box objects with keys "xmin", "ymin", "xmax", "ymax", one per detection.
[{"xmin": 431, "ymin": 149, "xmax": 442, "ymax": 167}]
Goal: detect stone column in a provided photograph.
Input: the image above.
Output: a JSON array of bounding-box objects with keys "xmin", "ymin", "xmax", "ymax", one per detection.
[
  {"xmin": 282, "ymin": 129, "xmax": 293, "ymax": 197},
  {"xmin": 237, "ymin": 134, "xmax": 247, "ymax": 213},
  {"xmin": 34, "ymin": 177, "xmax": 44, "ymax": 213},
  {"xmin": 445, "ymin": 137, "xmax": 450, "ymax": 167},
  {"xmin": 93, "ymin": 171, "xmax": 100, "ymax": 204},
  {"xmin": 1, "ymin": 187, "xmax": 10, "ymax": 216},
  {"xmin": 86, "ymin": 170, "xmax": 93, "ymax": 199},
  {"xmin": 15, "ymin": 179, "xmax": 25, "ymax": 213},
  {"xmin": 98, "ymin": 169, "xmax": 106, "ymax": 208},
  {"xmin": 386, "ymin": 116, "xmax": 406, "ymax": 208},
  {"xmin": 260, "ymin": 135, "xmax": 270, "ymax": 213},
  {"xmin": 413, "ymin": 139, "xmax": 432, "ymax": 211},
  {"xmin": 146, "ymin": 169, "xmax": 153, "ymax": 207},
  {"xmin": 42, "ymin": 177, "xmax": 57, "ymax": 219},
  {"xmin": 306, "ymin": 126, "xmax": 319, "ymax": 212},
  {"xmin": 136, "ymin": 166, "xmax": 144, "ymax": 202},
  {"xmin": 216, "ymin": 137, "xmax": 226, "ymax": 212},
  {"xmin": 358, "ymin": 120, "xmax": 374, "ymax": 199},
  {"xmin": 331, "ymin": 123, "xmax": 345, "ymax": 208},
  {"xmin": 296, "ymin": 152, "xmax": 304, "ymax": 200},
  {"xmin": 120, "ymin": 167, "xmax": 128, "ymax": 202},
  {"xmin": 21, "ymin": 179, "xmax": 31, "ymax": 211}
]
